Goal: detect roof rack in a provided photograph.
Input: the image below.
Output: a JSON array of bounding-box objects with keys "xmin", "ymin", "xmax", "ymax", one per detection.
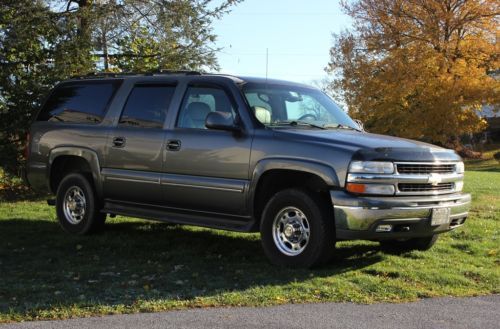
[{"xmin": 71, "ymin": 70, "xmax": 203, "ymax": 79}]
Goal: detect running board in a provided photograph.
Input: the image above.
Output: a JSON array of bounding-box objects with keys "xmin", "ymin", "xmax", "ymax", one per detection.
[{"xmin": 102, "ymin": 200, "xmax": 255, "ymax": 232}]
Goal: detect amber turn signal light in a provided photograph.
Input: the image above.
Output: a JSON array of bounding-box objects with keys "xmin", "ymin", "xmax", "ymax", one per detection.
[
  {"xmin": 346, "ymin": 183, "xmax": 366, "ymax": 193},
  {"xmin": 346, "ymin": 183, "xmax": 395, "ymax": 195}
]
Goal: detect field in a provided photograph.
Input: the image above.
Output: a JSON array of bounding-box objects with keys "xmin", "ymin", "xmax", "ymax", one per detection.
[{"xmin": 0, "ymin": 157, "xmax": 498, "ymax": 322}]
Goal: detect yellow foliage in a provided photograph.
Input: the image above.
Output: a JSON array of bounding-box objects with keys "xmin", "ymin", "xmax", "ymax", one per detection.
[{"xmin": 328, "ymin": 0, "xmax": 499, "ymax": 144}]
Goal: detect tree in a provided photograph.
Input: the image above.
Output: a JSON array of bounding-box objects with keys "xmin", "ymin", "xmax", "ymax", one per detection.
[
  {"xmin": 59, "ymin": 0, "xmax": 243, "ymax": 71},
  {"xmin": 0, "ymin": 0, "xmax": 65, "ymax": 176},
  {"xmin": 327, "ymin": 0, "xmax": 499, "ymax": 146},
  {"xmin": 0, "ymin": 0, "xmax": 242, "ymax": 178}
]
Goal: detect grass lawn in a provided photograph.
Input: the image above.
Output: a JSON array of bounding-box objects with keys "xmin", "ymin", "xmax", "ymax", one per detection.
[{"xmin": 0, "ymin": 162, "xmax": 498, "ymax": 322}]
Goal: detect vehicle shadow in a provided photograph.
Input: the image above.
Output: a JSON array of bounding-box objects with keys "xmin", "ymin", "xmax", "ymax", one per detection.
[{"xmin": 0, "ymin": 218, "xmax": 384, "ymax": 315}]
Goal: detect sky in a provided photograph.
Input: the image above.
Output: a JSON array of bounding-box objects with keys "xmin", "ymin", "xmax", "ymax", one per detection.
[{"xmin": 212, "ymin": 0, "xmax": 352, "ymax": 84}]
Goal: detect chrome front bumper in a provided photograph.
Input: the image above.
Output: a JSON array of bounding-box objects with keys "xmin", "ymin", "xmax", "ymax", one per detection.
[{"xmin": 330, "ymin": 191, "xmax": 471, "ymax": 240}]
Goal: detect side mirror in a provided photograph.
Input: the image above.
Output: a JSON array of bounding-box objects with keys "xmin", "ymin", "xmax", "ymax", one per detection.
[
  {"xmin": 354, "ymin": 119, "xmax": 365, "ymax": 131},
  {"xmin": 205, "ymin": 111, "xmax": 240, "ymax": 132}
]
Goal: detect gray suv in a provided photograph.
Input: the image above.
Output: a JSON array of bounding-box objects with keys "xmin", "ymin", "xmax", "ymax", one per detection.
[{"xmin": 25, "ymin": 71, "xmax": 471, "ymax": 268}]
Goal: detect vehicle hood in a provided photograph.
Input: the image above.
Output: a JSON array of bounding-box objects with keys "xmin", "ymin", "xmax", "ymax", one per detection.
[{"xmin": 272, "ymin": 129, "xmax": 461, "ymax": 162}]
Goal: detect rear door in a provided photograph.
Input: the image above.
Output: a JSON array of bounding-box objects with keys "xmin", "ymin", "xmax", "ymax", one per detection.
[
  {"xmin": 103, "ymin": 82, "xmax": 176, "ymax": 204},
  {"xmin": 162, "ymin": 81, "xmax": 252, "ymax": 215}
]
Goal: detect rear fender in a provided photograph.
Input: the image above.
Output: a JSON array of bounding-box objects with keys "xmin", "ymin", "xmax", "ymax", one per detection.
[{"xmin": 48, "ymin": 147, "xmax": 103, "ymax": 197}]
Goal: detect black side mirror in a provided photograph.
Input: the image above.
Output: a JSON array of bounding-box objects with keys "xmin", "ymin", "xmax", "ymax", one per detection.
[{"xmin": 205, "ymin": 111, "xmax": 240, "ymax": 132}]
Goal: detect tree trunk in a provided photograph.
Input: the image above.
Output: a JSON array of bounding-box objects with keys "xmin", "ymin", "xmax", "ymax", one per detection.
[
  {"xmin": 76, "ymin": 0, "xmax": 91, "ymax": 43},
  {"xmin": 102, "ymin": 28, "xmax": 109, "ymax": 71}
]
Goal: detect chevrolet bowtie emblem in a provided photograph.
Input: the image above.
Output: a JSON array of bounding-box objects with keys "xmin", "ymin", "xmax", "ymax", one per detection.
[{"xmin": 427, "ymin": 173, "xmax": 442, "ymax": 185}]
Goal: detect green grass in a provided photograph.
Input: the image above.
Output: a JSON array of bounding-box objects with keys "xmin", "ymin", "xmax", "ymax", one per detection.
[
  {"xmin": 0, "ymin": 170, "xmax": 498, "ymax": 322},
  {"xmin": 464, "ymin": 144, "xmax": 500, "ymax": 172}
]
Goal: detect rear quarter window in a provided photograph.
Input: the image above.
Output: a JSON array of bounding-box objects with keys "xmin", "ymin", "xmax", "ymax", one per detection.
[{"xmin": 37, "ymin": 80, "xmax": 121, "ymax": 124}]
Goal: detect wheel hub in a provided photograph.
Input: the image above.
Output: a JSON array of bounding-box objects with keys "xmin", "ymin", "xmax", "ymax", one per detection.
[
  {"xmin": 272, "ymin": 207, "xmax": 310, "ymax": 256},
  {"xmin": 284, "ymin": 224, "xmax": 295, "ymax": 238},
  {"xmin": 63, "ymin": 186, "xmax": 86, "ymax": 225}
]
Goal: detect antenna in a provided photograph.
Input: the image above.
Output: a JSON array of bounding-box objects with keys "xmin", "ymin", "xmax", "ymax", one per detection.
[{"xmin": 265, "ymin": 48, "xmax": 269, "ymax": 82}]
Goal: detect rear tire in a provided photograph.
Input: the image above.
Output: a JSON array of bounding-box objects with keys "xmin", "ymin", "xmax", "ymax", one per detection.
[
  {"xmin": 56, "ymin": 173, "xmax": 105, "ymax": 235},
  {"xmin": 379, "ymin": 235, "xmax": 438, "ymax": 252},
  {"xmin": 260, "ymin": 188, "xmax": 335, "ymax": 268}
]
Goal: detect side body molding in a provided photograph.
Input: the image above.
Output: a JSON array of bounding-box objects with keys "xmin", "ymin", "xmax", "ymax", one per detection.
[
  {"xmin": 248, "ymin": 158, "xmax": 339, "ymax": 215},
  {"xmin": 48, "ymin": 147, "xmax": 103, "ymax": 197}
]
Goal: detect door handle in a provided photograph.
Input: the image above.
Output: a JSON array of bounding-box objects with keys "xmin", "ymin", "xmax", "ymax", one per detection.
[
  {"xmin": 166, "ymin": 139, "xmax": 181, "ymax": 151},
  {"xmin": 112, "ymin": 137, "xmax": 126, "ymax": 148}
]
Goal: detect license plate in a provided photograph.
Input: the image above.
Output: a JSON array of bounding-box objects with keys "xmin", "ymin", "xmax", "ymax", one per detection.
[{"xmin": 431, "ymin": 208, "xmax": 451, "ymax": 226}]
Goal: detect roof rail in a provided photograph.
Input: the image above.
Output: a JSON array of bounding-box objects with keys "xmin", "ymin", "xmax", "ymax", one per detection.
[
  {"xmin": 71, "ymin": 70, "xmax": 202, "ymax": 79},
  {"xmin": 154, "ymin": 69, "xmax": 202, "ymax": 76}
]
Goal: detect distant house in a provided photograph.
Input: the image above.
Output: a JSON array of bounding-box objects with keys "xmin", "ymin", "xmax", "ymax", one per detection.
[
  {"xmin": 478, "ymin": 70, "xmax": 499, "ymax": 143},
  {"xmin": 480, "ymin": 104, "xmax": 500, "ymax": 142}
]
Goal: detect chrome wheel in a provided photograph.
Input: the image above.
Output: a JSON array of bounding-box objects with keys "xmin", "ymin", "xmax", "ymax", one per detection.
[
  {"xmin": 272, "ymin": 207, "xmax": 310, "ymax": 256},
  {"xmin": 63, "ymin": 186, "xmax": 86, "ymax": 224}
]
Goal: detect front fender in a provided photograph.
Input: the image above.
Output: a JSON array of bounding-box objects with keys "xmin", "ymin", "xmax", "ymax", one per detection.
[{"xmin": 248, "ymin": 157, "xmax": 339, "ymax": 217}]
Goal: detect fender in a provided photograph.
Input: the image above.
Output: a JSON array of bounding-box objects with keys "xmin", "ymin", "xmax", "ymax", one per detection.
[
  {"xmin": 48, "ymin": 147, "xmax": 103, "ymax": 197},
  {"xmin": 248, "ymin": 157, "xmax": 340, "ymax": 215}
]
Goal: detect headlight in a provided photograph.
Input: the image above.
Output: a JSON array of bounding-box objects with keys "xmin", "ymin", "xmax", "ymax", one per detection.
[
  {"xmin": 456, "ymin": 162, "xmax": 464, "ymax": 174},
  {"xmin": 348, "ymin": 161, "xmax": 395, "ymax": 174},
  {"xmin": 347, "ymin": 161, "xmax": 395, "ymax": 195}
]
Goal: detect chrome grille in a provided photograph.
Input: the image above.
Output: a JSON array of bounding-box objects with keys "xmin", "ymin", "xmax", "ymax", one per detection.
[
  {"xmin": 396, "ymin": 163, "xmax": 456, "ymax": 174},
  {"xmin": 398, "ymin": 183, "xmax": 454, "ymax": 193},
  {"xmin": 348, "ymin": 161, "xmax": 463, "ymax": 196}
]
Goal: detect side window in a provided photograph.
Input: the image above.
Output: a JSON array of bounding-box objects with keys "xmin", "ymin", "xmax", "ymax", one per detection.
[
  {"xmin": 37, "ymin": 81, "xmax": 121, "ymax": 123},
  {"xmin": 119, "ymin": 85, "xmax": 176, "ymax": 129},
  {"xmin": 177, "ymin": 86, "xmax": 235, "ymax": 129}
]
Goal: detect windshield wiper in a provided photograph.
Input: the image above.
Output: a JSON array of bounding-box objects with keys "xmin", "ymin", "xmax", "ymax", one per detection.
[
  {"xmin": 120, "ymin": 118, "xmax": 141, "ymax": 126},
  {"xmin": 323, "ymin": 123, "xmax": 362, "ymax": 132},
  {"xmin": 272, "ymin": 120, "xmax": 326, "ymax": 130},
  {"xmin": 48, "ymin": 115, "xmax": 65, "ymax": 122}
]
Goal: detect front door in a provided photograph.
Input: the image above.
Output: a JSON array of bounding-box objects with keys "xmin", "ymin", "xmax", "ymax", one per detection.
[
  {"xmin": 162, "ymin": 83, "xmax": 252, "ymax": 215},
  {"xmin": 103, "ymin": 83, "xmax": 176, "ymax": 204}
]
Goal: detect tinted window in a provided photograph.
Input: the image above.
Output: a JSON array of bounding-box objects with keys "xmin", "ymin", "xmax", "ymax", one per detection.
[
  {"xmin": 177, "ymin": 86, "xmax": 235, "ymax": 129},
  {"xmin": 119, "ymin": 85, "xmax": 176, "ymax": 129},
  {"xmin": 38, "ymin": 81, "xmax": 120, "ymax": 123}
]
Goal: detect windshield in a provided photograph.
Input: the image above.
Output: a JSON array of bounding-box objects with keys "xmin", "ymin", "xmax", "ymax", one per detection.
[{"xmin": 242, "ymin": 83, "xmax": 359, "ymax": 130}]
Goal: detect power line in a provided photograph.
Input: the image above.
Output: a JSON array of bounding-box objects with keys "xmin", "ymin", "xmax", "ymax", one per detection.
[
  {"xmin": 218, "ymin": 51, "xmax": 328, "ymax": 57},
  {"xmin": 228, "ymin": 12, "xmax": 341, "ymax": 16}
]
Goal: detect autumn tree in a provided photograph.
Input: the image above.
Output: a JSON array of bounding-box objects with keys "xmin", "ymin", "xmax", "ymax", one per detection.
[{"xmin": 327, "ymin": 0, "xmax": 499, "ymax": 146}]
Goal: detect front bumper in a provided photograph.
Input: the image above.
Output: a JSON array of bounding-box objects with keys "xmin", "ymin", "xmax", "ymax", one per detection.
[{"xmin": 331, "ymin": 190, "xmax": 471, "ymax": 240}]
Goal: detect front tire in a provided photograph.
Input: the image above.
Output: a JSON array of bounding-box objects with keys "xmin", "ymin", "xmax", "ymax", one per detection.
[
  {"xmin": 260, "ymin": 189, "xmax": 335, "ymax": 268},
  {"xmin": 379, "ymin": 235, "xmax": 439, "ymax": 252},
  {"xmin": 56, "ymin": 173, "xmax": 105, "ymax": 235}
]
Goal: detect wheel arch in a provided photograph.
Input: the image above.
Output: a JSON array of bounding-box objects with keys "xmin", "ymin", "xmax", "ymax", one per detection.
[
  {"xmin": 249, "ymin": 158, "xmax": 339, "ymax": 229},
  {"xmin": 48, "ymin": 147, "xmax": 103, "ymax": 197}
]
